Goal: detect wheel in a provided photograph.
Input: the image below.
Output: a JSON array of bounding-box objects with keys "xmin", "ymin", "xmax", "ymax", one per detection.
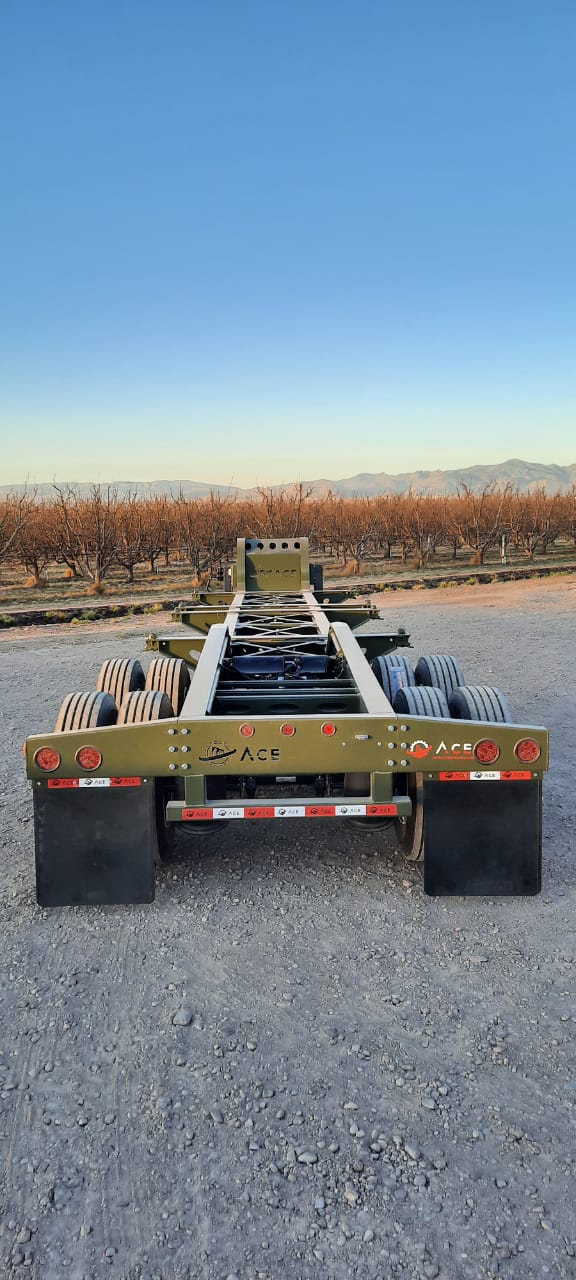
[
  {"xmin": 115, "ymin": 690, "xmax": 177, "ymax": 859},
  {"xmin": 55, "ymin": 691, "xmax": 118, "ymax": 732},
  {"xmin": 392, "ymin": 685, "xmax": 451, "ymax": 717},
  {"xmin": 395, "ymin": 772, "xmax": 425, "ymax": 862},
  {"xmin": 145, "ymin": 657, "xmax": 190, "ymax": 714},
  {"xmin": 414, "ymin": 654, "xmax": 465, "ymax": 699},
  {"xmin": 371, "ymin": 654, "xmax": 416, "ymax": 702},
  {"xmin": 96, "ymin": 658, "xmax": 145, "ymax": 705},
  {"xmin": 116, "ymin": 690, "xmax": 174, "ymax": 724},
  {"xmin": 448, "ymin": 685, "xmax": 512, "ymax": 723}
]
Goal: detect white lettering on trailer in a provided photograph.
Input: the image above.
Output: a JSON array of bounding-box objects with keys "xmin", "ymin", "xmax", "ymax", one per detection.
[
  {"xmin": 470, "ymin": 771, "xmax": 500, "ymax": 780},
  {"xmin": 274, "ymin": 806, "xmax": 306, "ymax": 817},
  {"xmin": 79, "ymin": 777, "xmax": 111, "ymax": 788}
]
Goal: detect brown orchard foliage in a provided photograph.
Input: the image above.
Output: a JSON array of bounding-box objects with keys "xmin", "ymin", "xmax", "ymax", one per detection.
[{"xmin": 1, "ymin": 482, "xmax": 575, "ymax": 587}]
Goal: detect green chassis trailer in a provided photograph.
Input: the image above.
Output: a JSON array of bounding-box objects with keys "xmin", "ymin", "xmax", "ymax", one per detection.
[{"xmin": 25, "ymin": 537, "xmax": 548, "ymax": 906}]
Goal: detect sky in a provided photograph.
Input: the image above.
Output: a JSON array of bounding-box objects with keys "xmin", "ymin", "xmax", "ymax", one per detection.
[{"xmin": 0, "ymin": 1, "xmax": 575, "ymax": 487}]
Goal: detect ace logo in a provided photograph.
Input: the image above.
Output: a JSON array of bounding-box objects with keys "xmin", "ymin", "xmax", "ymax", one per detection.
[
  {"xmin": 435, "ymin": 740, "xmax": 473, "ymax": 759},
  {"xmin": 240, "ymin": 746, "xmax": 280, "ymax": 763}
]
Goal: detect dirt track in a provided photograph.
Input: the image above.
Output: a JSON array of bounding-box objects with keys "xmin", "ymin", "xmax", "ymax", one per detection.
[{"xmin": 1, "ymin": 576, "xmax": 575, "ymax": 1279}]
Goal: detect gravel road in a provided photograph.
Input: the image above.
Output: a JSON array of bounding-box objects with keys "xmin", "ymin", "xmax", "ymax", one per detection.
[{"xmin": 1, "ymin": 577, "xmax": 575, "ymax": 1280}]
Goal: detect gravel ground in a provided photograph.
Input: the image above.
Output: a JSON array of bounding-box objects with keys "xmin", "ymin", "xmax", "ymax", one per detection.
[{"xmin": 1, "ymin": 577, "xmax": 575, "ymax": 1280}]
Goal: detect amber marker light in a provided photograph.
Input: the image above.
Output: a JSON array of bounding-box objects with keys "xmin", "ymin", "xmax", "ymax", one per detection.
[
  {"xmin": 76, "ymin": 746, "xmax": 103, "ymax": 771},
  {"xmin": 515, "ymin": 738, "xmax": 541, "ymax": 763},
  {"xmin": 34, "ymin": 747, "xmax": 61, "ymax": 773},
  {"xmin": 474, "ymin": 739, "xmax": 500, "ymax": 764}
]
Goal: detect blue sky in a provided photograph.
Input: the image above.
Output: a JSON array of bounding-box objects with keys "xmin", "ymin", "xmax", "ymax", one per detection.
[{"xmin": 1, "ymin": 1, "xmax": 575, "ymax": 486}]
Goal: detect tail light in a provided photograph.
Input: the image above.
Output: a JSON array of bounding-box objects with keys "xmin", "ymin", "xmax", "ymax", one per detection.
[
  {"xmin": 240, "ymin": 724, "xmax": 255, "ymax": 738},
  {"xmin": 281, "ymin": 723, "xmax": 296, "ymax": 736},
  {"xmin": 321, "ymin": 722, "xmax": 337, "ymax": 737},
  {"xmin": 474, "ymin": 739, "xmax": 500, "ymax": 764},
  {"xmin": 515, "ymin": 738, "xmax": 541, "ymax": 763},
  {"xmin": 76, "ymin": 746, "xmax": 103, "ymax": 771},
  {"xmin": 34, "ymin": 747, "xmax": 61, "ymax": 773}
]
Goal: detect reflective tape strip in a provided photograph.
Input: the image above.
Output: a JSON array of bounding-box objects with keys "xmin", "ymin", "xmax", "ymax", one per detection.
[
  {"xmin": 47, "ymin": 777, "xmax": 142, "ymax": 790},
  {"xmin": 439, "ymin": 771, "xmax": 532, "ymax": 782},
  {"xmin": 179, "ymin": 802, "xmax": 399, "ymax": 821}
]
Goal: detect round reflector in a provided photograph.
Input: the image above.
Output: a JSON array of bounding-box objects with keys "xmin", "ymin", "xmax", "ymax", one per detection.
[
  {"xmin": 76, "ymin": 746, "xmax": 103, "ymax": 771},
  {"xmin": 321, "ymin": 722, "xmax": 337, "ymax": 737},
  {"xmin": 474, "ymin": 739, "xmax": 500, "ymax": 764},
  {"xmin": 515, "ymin": 738, "xmax": 541, "ymax": 763},
  {"xmin": 281, "ymin": 723, "xmax": 296, "ymax": 737},
  {"xmin": 240, "ymin": 723, "xmax": 255, "ymax": 738},
  {"xmin": 34, "ymin": 746, "xmax": 61, "ymax": 773}
]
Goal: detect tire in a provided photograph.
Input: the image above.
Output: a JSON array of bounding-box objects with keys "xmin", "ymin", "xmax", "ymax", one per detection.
[
  {"xmin": 371, "ymin": 654, "xmax": 416, "ymax": 703},
  {"xmin": 116, "ymin": 690, "xmax": 174, "ymax": 725},
  {"xmin": 96, "ymin": 657, "xmax": 145, "ymax": 705},
  {"xmin": 392, "ymin": 685, "xmax": 451, "ymax": 718},
  {"xmin": 448, "ymin": 685, "xmax": 512, "ymax": 723},
  {"xmin": 145, "ymin": 657, "xmax": 190, "ymax": 714},
  {"xmin": 55, "ymin": 691, "xmax": 118, "ymax": 732},
  {"xmin": 415, "ymin": 654, "xmax": 465, "ymax": 699}
]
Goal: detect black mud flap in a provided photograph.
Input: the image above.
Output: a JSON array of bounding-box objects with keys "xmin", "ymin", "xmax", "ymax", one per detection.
[
  {"xmin": 33, "ymin": 782, "xmax": 157, "ymax": 907},
  {"xmin": 423, "ymin": 780, "xmax": 542, "ymax": 897}
]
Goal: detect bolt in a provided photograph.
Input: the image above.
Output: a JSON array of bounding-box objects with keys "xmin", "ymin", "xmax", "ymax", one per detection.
[
  {"xmin": 168, "ymin": 728, "xmax": 177, "ymax": 735},
  {"xmin": 182, "ymin": 763, "xmax": 189, "ymax": 770},
  {"xmin": 169, "ymin": 746, "xmax": 178, "ymax": 753},
  {"xmin": 169, "ymin": 763, "xmax": 177, "ymax": 771},
  {"xmin": 388, "ymin": 759, "xmax": 395, "ymax": 767},
  {"xmin": 400, "ymin": 759, "xmax": 408, "ymax": 767}
]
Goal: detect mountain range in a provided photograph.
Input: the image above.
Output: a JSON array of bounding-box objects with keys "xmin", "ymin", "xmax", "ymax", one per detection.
[{"xmin": 3, "ymin": 459, "xmax": 575, "ymax": 499}]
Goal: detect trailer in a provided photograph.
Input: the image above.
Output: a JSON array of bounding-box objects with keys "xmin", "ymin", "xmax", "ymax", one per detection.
[{"xmin": 25, "ymin": 537, "xmax": 548, "ymax": 906}]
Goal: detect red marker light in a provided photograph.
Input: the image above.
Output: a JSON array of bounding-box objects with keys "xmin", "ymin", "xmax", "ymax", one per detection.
[
  {"xmin": 76, "ymin": 746, "xmax": 103, "ymax": 771},
  {"xmin": 515, "ymin": 738, "xmax": 541, "ymax": 763},
  {"xmin": 240, "ymin": 723, "xmax": 255, "ymax": 738},
  {"xmin": 321, "ymin": 722, "xmax": 337, "ymax": 737},
  {"xmin": 474, "ymin": 739, "xmax": 500, "ymax": 764},
  {"xmin": 34, "ymin": 747, "xmax": 61, "ymax": 773},
  {"xmin": 281, "ymin": 723, "xmax": 296, "ymax": 737}
]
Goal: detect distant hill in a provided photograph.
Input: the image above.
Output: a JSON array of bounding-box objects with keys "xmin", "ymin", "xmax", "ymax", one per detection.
[{"xmin": 2, "ymin": 459, "xmax": 575, "ymax": 499}]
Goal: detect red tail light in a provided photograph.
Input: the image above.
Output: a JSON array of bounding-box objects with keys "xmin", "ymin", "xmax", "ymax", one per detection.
[
  {"xmin": 281, "ymin": 723, "xmax": 296, "ymax": 736},
  {"xmin": 76, "ymin": 746, "xmax": 103, "ymax": 771},
  {"xmin": 240, "ymin": 724, "xmax": 255, "ymax": 738},
  {"xmin": 321, "ymin": 722, "xmax": 337, "ymax": 737},
  {"xmin": 34, "ymin": 747, "xmax": 61, "ymax": 773},
  {"xmin": 515, "ymin": 738, "xmax": 541, "ymax": 763},
  {"xmin": 474, "ymin": 739, "xmax": 500, "ymax": 764}
]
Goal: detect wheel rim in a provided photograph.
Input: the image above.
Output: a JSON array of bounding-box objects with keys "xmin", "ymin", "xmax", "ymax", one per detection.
[{"xmin": 395, "ymin": 772, "xmax": 424, "ymax": 862}]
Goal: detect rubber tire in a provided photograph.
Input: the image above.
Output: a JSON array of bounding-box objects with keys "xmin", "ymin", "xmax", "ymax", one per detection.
[
  {"xmin": 115, "ymin": 689, "xmax": 177, "ymax": 857},
  {"xmin": 371, "ymin": 654, "xmax": 416, "ymax": 703},
  {"xmin": 55, "ymin": 691, "xmax": 118, "ymax": 732},
  {"xmin": 145, "ymin": 657, "xmax": 190, "ymax": 714},
  {"xmin": 96, "ymin": 658, "xmax": 145, "ymax": 705},
  {"xmin": 415, "ymin": 654, "xmax": 465, "ymax": 699},
  {"xmin": 448, "ymin": 685, "xmax": 512, "ymax": 723},
  {"xmin": 116, "ymin": 690, "xmax": 174, "ymax": 724},
  {"xmin": 392, "ymin": 685, "xmax": 451, "ymax": 718}
]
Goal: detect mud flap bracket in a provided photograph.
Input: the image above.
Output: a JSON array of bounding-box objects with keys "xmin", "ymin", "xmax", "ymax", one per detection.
[
  {"xmin": 423, "ymin": 780, "xmax": 542, "ymax": 897},
  {"xmin": 33, "ymin": 783, "xmax": 157, "ymax": 906}
]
